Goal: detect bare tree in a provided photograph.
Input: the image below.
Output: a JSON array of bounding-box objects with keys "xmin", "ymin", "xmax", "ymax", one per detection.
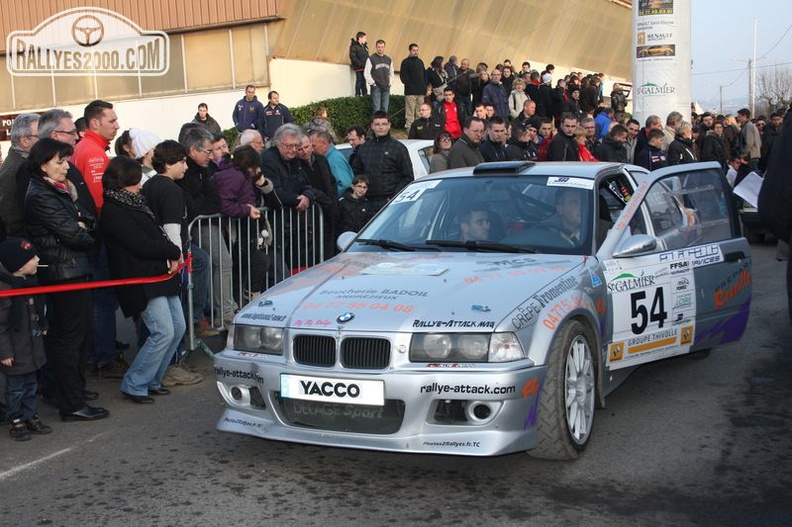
[{"xmin": 757, "ymin": 66, "xmax": 792, "ymax": 113}]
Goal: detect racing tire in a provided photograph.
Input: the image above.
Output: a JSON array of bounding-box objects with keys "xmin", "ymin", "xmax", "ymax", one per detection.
[{"xmin": 529, "ymin": 320, "xmax": 596, "ymax": 460}]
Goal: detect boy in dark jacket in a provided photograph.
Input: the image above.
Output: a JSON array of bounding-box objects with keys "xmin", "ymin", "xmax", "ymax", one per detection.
[
  {"xmin": 337, "ymin": 176, "xmax": 375, "ymax": 233},
  {"xmin": 635, "ymin": 129, "xmax": 668, "ymax": 171},
  {"xmin": 0, "ymin": 237, "xmax": 51, "ymax": 441}
]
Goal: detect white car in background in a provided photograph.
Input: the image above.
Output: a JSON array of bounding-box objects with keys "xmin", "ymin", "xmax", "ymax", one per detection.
[{"xmin": 337, "ymin": 139, "xmax": 434, "ymax": 179}]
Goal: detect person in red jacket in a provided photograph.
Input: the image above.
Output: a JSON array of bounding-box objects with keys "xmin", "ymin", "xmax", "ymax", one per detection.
[
  {"xmin": 70, "ymin": 100, "xmax": 124, "ymax": 380},
  {"xmin": 71, "ymin": 100, "xmax": 119, "ymax": 211}
]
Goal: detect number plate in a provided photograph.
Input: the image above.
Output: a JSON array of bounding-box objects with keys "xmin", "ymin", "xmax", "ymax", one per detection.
[
  {"xmin": 280, "ymin": 374, "xmax": 384, "ymax": 406},
  {"xmin": 603, "ymin": 256, "xmax": 696, "ymax": 369}
]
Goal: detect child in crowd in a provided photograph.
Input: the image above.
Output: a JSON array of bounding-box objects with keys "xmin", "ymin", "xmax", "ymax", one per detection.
[
  {"xmin": 337, "ymin": 175, "xmax": 375, "ymax": 233},
  {"xmin": 0, "ymin": 237, "xmax": 51, "ymax": 441}
]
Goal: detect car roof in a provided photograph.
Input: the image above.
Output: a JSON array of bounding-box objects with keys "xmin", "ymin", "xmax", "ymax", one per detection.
[{"xmin": 424, "ymin": 161, "xmax": 628, "ymax": 181}]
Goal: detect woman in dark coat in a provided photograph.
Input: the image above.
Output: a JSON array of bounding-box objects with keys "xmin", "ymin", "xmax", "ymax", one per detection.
[
  {"xmin": 667, "ymin": 122, "xmax": 698, "ymax": 166},
  {"xmin": 213, "ymin": 145, "xmax": 281, "ymax": 302},
  {"xmin": 100, "ymin": 156, "xmax": 184, "ymax": 404},
  {"xmin": 24, "ymin": 138, "xmax": 106, "ymax": 422},
  {"xmin": 700, "ymin": 121, "xmax": 728, "ymax": 173}
]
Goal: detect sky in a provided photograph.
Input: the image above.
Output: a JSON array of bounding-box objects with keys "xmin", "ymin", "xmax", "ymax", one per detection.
[{"xmin": 691, "ymin": 0, "xmax": 792, "ymax": 111}]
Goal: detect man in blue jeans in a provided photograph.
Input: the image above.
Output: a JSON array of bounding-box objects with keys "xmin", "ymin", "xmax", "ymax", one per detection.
[{"xmin": 364, "ymin": 39, "xmax": 393, "ymax": 116}]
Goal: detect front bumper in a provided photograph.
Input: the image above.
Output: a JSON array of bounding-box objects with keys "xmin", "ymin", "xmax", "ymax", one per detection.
[{"xmin": 214, "ymin": 351, "xmax": 547, "ymax": 456}]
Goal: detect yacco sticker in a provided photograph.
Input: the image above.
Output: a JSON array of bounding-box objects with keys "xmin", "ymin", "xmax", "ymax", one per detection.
[{"xmin": 546, "ymin": 176, "xmax": 595, "ymax": 190}]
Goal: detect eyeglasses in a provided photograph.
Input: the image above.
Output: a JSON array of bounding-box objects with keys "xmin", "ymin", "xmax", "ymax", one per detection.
[
  {"xmin": 26, "ymin": 134, "xmax": 38, "ymax": 138},
  {"xmin": 198, "ymin": 148, "xmax": 212, "ymax": 155},
  {"xmin": 54, "ymin": 129, "xmax": 78, "ymax": 136},
  {"xmin": 281, "ymin": 142, "xmax": 300, "ymax": 149}
]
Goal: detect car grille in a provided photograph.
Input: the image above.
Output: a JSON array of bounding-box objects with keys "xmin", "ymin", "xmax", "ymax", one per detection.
[
  {"xmin": 276, "ymin": 395, "xmax": 405, "ymax": 434},
  {"xmin": 293, "ymin": 335, "xmax": 335, "ymax": 367},
  {"xmin": 293, "ymin": 336, "xmax": 392, "ymax": 369},
  {"xmin": 341, "ymin": 338, "xmax": 390, "ymax": 370}
]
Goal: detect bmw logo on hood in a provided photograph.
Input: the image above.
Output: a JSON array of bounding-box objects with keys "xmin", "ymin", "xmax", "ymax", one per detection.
[{"xmin": 336, "ymin": 312, "xmax": 355, "ymax": 324}]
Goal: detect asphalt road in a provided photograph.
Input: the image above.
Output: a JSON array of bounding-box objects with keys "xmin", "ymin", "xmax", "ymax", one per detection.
[{"xmin": 1, "ymin": 242, "xmax": 790, "ymax": 526}]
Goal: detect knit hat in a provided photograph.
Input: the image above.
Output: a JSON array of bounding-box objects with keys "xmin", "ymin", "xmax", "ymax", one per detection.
[
  {"xmin": 130, "ymin": 127, "xmax": 161, "ymax": 159},
  {"xmin": 541, "ymin": 73, "xmax": 552, "ymax": 84},
  {"xmin": 0, "ymin": 237, "xmax": 38, "ymax": 273},
  {"xmin": 526, "ymin": 117, "xmax": 542, "ymax": 131}
]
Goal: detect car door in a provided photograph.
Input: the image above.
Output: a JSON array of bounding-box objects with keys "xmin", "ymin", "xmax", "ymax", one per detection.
[{"xmin": 597, "ymin": 162, "xmax": 751, "ymax": 370}]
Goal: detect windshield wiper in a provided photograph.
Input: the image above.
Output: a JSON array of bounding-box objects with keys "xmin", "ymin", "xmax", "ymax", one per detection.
[
  {"xmin": 356, "ymin": 238, "xmax": 419, "ymax": 251},
  {"xmin": 425, "ymin": 239, "xmax": 536, "ymax": 253}
]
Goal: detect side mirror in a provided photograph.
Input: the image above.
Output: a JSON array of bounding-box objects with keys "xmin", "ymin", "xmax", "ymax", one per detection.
[
  {"xmin": 337, "ymin": 231, "xmax": 357, "ymax": 251},
  {"xmin": 613, "ymin": 234, "xmax": 657, "ymax": 258}
]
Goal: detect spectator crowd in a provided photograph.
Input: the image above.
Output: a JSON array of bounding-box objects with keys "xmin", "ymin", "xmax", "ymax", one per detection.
[{"xmin": 0, "ymin": 31, "xmax": 787, "ymax": 442}]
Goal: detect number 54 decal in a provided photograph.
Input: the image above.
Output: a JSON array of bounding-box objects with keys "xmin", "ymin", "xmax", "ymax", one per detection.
[{"xmin": 630, "ymin": 287, "xmax": 668, "ymax": 334}]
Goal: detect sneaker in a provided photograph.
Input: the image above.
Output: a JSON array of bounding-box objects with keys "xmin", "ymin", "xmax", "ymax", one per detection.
[
  {"xmin": 9, "ymin": 419, "xmax": 32, "ymax": 441},
  {"xmin": 194, "ymin": 319, "xmax": 220, "ymax": 338},
  {"xmin": 161, "ymin": 364, "xmax": 204, "ymax": 387},
  {"xmin": 25, "ymin": 416, "xmax": 52, "ymax": 435},
  {"xmin": 97, "ymin": 360, "xmax": 127, "ymax": 380}
]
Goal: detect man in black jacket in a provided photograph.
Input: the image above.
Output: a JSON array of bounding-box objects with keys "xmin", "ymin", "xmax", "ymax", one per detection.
[
  {"xmin": 349, "ymin": 31, "xmax": 369, "ymax": 97},
  {"xmin": 549, "ymin": 114, "xmax": 581, "ymax": 161},
  {"xmin": 179, "ymin": 127, "xmax": 231, "ymax": 331},
  {"xmin": 298, "ymin": 134, "xmax": 337, "ymax": 260},
  {"xmin": 400, "ymin": 43, "xmax": 428, "ymax": 130},
  {"xmin": 594, "ymin": 124, "xmax": 629, "ymax": 163},
  {"xmin": 351, "ymin": 112, "xmax": 413, "ymax": 211},
  {"xmin": 261, "ymin": 124, "xmax": 317, "ymax": 275},
  {"xmin": 479, "ymin": 116, "xmax": 508, "ymax": 162}
]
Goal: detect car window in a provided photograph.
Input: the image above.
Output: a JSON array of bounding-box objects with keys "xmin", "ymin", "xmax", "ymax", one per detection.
[
  {"xmin": 417, "ymin": 146, "xmax": 433, "ymax": 174},
  {"xmin": 628, "ymin": 168, "xmax": 735, "ymax": 253},
  {"xmin": 354, "ymin": 176, "xmax": 594, "ymax": 254}
]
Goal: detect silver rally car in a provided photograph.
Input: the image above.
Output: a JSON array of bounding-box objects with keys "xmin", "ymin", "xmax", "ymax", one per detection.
[{"xmin": 214, "ymin": 161, "xmax": 751, "ymax": 459}]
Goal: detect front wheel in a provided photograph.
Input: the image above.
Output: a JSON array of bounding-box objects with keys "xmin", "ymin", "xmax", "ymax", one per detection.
[{"xmin": 529, "ymin": 320, "xmax": 596, "ymax": 460}]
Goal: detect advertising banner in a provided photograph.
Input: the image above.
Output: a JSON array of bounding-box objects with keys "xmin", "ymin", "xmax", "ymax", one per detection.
[{"xmin": 632, "ymin": 0, "xmax": 691, "ymax": 125}]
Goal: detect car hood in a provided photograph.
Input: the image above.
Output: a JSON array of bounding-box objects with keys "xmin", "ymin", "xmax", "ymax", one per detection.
[{"xmin": 237, "ymin": 252, "xmax": 583, "ymax": 332}]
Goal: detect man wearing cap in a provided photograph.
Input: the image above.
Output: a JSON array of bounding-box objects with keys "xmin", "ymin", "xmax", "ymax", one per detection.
[
  {"xmin": 536, "ymin": 73, "xmax": 553, "ymax": 120},
  {"xmin": 128, "ymin": 127, "xmax": 161, "ymax": 183}
]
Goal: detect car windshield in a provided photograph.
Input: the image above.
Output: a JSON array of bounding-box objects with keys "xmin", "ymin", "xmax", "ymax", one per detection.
[{"xmin": 352, "ymin": 175, "xmax": 594, "ymax": 255}]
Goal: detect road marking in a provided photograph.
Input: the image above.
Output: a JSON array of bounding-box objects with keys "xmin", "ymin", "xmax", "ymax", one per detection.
[{"xmin": 0, "ymin": 432, "xmax": 108, "ymax": 482}]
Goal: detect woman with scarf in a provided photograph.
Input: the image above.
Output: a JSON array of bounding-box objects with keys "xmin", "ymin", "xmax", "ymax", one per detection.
[
  {"xmin": 24, "ymin": 138, "xmax": 106, "ymax": 421},
  {"xmin": 99, "ymin": 156, "xmax": 183, "ymax": 404}
]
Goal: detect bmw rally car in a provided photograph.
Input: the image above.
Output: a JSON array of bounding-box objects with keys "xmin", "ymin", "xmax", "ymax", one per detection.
[{"xmin": 213, "ymin": 161, "xmax": 751, "ymax": 459}]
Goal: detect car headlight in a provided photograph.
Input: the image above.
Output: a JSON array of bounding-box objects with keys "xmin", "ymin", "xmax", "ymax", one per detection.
[
  {"xmin": 422, "ymin": 333, "xmax": 453, "ymax": 359},
  {"xmin": 232, "ymin": 325, "xmax": 284, "ymax": 355},
  {"xmin": 410, "ymin": 333, "xmax": 524, "ymax": 363}
]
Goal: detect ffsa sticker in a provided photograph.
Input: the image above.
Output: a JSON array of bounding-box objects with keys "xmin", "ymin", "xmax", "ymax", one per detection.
[{"xmin": 604, "ymin": 256, "xmax": 696, "ymax": 370}]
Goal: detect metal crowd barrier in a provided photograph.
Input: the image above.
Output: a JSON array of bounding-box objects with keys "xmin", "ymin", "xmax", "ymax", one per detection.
[{"xmin": 183, "ymin": 204, "xmax": 326, "ymax": 356}]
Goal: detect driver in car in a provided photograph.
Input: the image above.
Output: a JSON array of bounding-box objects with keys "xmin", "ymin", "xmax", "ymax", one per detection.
[
  {"xmin": 460, "ymin": 205, "xmax": 491, "ymax": 242},
  {"xmin": 554, "ymin": 188, "xmax": 583, "ymax": 246}
]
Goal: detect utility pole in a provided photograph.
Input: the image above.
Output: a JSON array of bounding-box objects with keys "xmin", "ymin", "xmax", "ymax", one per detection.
[
  {"xmin": 748, "ymin": 58, "xmax": 753, "ymax": 114},
  {"xmin": 751, "ymin": 17, "xmax": 757, "ymax": 115},
  {"xmin": 719, "ymin": 85, "xmax": 723, "ymax": 115}
]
